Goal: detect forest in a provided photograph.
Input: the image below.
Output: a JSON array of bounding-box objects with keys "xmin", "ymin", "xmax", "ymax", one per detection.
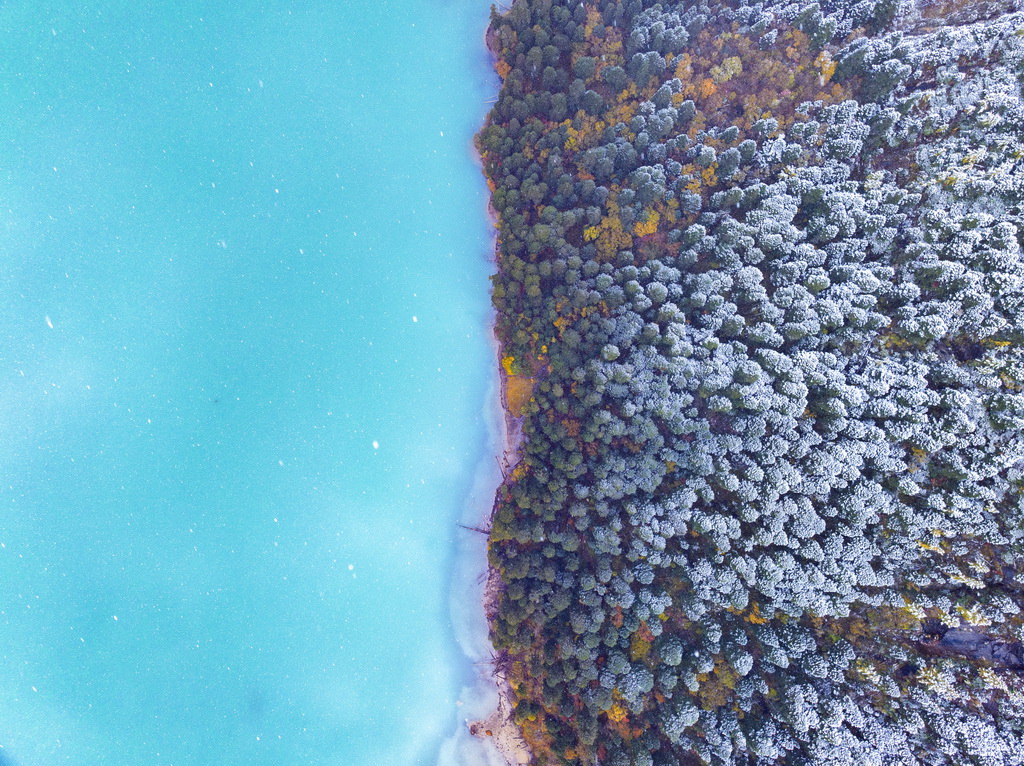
[{"xmin": 478, "ymin": 0, "xmax": 1024, "ymax": 763}]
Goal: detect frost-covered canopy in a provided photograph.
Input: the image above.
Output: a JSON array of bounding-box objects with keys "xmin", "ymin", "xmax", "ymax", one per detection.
[{"xmin": 480, "ymin": 0, "xmax": 1024, "ymax": 763}]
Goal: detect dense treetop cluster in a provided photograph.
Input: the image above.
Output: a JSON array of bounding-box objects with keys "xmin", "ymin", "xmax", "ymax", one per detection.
[{"xmin": 478, "ymin": 0, "xmax": 1024, "ymax": 763}]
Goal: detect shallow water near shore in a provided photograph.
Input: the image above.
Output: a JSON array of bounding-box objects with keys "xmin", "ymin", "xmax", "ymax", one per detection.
[{"xmin": 0, "ymin": 2, "xmax": 497, "ymax": 764}]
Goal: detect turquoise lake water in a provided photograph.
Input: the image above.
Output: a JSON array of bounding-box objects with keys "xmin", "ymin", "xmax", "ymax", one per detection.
[{"xmin": 0, "ymin": 2, "xmax": 497, "ymax": 764}]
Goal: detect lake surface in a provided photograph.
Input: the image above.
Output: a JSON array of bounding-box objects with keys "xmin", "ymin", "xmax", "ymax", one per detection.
[{"xmin": 0, "ymin": 2, "xmax": 497, "ymax": 764}]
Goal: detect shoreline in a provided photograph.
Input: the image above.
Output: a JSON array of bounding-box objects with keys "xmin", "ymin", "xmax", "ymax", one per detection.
[
  {"xmin": 439, "ymin": 322, "xmax": 528, "ymax": 766},
  {"xmin": 463, "ymin": 16, "xmax": 532, "ymax": 766},
  {"xmin": 455, "ymin": 139, "xmax": 531, "ymax": 765},
  {"xmin": 462, "ymin": 325, "xmax": 528, "ymax": 766},
  {"xmin": 439, "ymin": 18, "xmax": 531, "ymax": 763}
]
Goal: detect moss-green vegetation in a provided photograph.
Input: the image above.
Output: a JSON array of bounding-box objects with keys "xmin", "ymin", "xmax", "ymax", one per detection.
[{"xmin": 480, "ymin": 0, "xmax": 1024, "ymax": 763}]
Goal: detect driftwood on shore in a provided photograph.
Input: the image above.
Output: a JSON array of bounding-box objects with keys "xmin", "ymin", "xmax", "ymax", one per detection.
[{"xmin": 458, "ymin": 522, "xmax": 491, "ymax": 535}]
